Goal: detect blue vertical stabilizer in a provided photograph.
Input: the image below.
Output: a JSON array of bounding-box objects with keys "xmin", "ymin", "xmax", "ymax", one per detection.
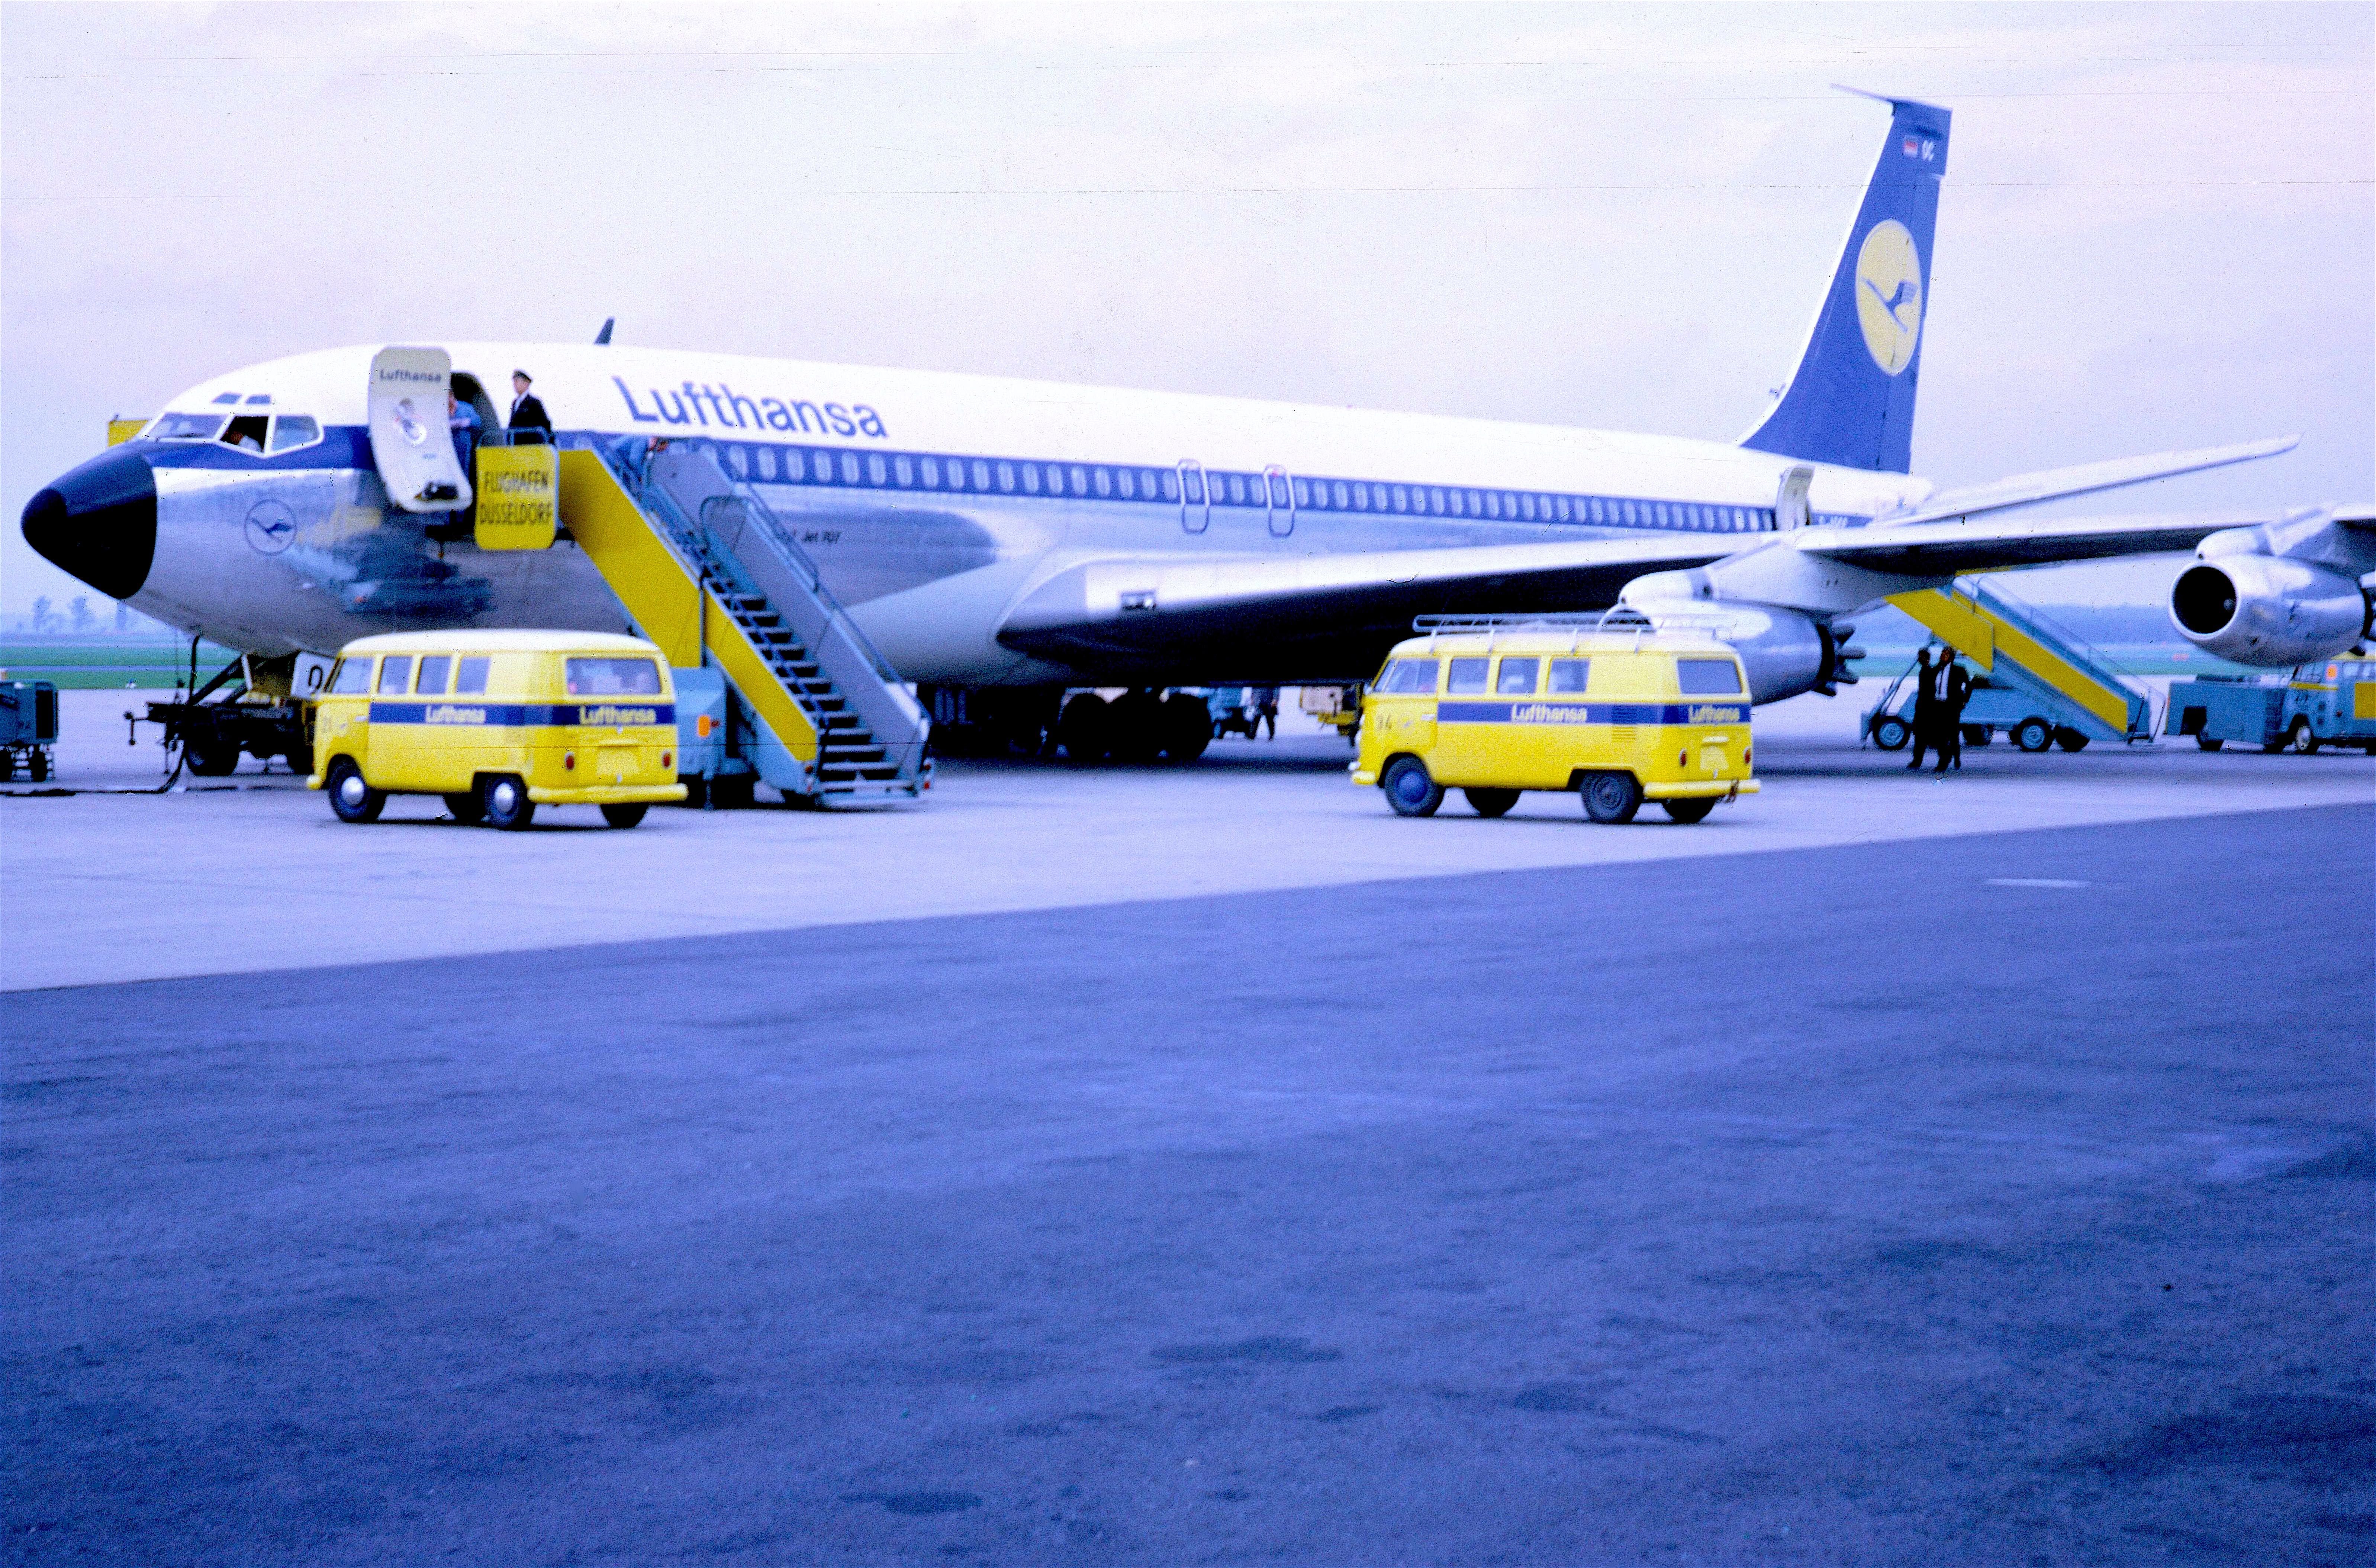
[{"xmin": 1741, "ymin": 90, "xmax": 1951, "ymax": 474}]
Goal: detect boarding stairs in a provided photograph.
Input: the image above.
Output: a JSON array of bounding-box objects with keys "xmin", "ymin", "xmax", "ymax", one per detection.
[
  {"xmin": 1884, "ymin": 578, "xmax": 2154, "ymax": 745},
  {"xmin": 556, "ymin": 444, "xmax": 929, "ymax": 802}
]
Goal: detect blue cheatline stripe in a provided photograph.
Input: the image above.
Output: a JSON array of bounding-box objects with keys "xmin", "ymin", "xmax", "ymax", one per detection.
[
  {"xmin": 367, "ymin": 701, "xmax": 675, "ymax": 726},
  {"xmin": 137, "ymin": 422, "xmax": 1870, "ymax": 532},
  {"xmin": 1436, "ymin": 700, "xmax": 1746, "ymax": 726}
]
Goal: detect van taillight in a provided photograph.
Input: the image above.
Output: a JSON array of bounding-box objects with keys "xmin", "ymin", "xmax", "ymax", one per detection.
[
  {"xmin": 661, "ymin": 751, "xmax": 672, "ymax": 770},
  {"xmin": 563, "ymin": 751, "xmax": 575, "ymax": 771}
]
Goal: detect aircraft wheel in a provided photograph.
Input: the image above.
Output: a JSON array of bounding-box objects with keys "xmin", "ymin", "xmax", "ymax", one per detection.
[
  {"xmin": 2013, "ymin": 717, "xmax": 2055, "ymax": 753},
  {"xmin": 2288, "ymin": 718, "xmax": 2321, "ymax": 755},
  {"xmin": 1871, "ymin": 714, "xmax": 1910, "ymax": 751},
  {"xmin": 480, "ymin": 773, "xmax": 535, "ymax": 831},
  {"xmin": 2195, "ymin": 735, "xmax": 2225, "ymax": 752},
  {"xmin": 1157, "ymin": 693, "xmax": 1212, "ymax": 762},
  {"xmin": 2055, "ymin": 728, "xmax": 2089, "ymax": 752},
  {"xmin": 1581, "ymin": 771, "xmax": 1642, "ymax": 824},
  {"xmin": 1464, "ymin": 787, "xmax": 1519, "ymax": 818},
  {"xmin": 601, "ymin": 803, "xmax": 648, "ymax": 829},
  {"xmin": 1057, "ymin": 692, "xmax": 1112, "ymax": 763},
  {"xmin": 326, "ymin": 758, "xmax": 384, "ymax": 823},
  {"xmin": 445, "ymin": 791, "xmax": 486, "ymax": 825},
  {"xmin": 1381, "ymin": 756, "xmax": 1442, "ymax": 817},
  {"xmin": 1107, "ymin": 690, "xmax": 1165, "ymax": 763},
  {"xmin": 1662, "ymin": 796, "xmax": 1716, "ymax": 824}
]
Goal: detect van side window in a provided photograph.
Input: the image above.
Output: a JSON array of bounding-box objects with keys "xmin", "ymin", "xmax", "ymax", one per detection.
[
  {"xmin": 565, "ymin": 658, "xmax": 663, "ymax": 696},
  {"xmin": 1376, "ymin": 658, "xmax": 1439, "ymax": 694},
  {"xmin": 415, "ymin": 655, "xmax": 452, "ymax": 694},
  {"xmin": 328, "ymin": 657, "xmax": 371, "ymax": 695},
  {"xmin": 1495, "ymin": 657, "xmax": 1539, "ymax": 695},
  {"xmin": 1446, "ymin": 657, "xmax": 1490, "ymax": 694},
  {"xmin": 454, "ymin": 656, "xmax": 491, "ymax": 695},
  {"xmin": 1676, "ymin": 658, "xmax": 1743, "ymax": 695},
  {"xmin": 1547, "ymin": 658, "xmax": 1589, "ymax": 693},
  {"xmin": 376, "ymin": 656, "xmax": 413, "ymax": 694}
]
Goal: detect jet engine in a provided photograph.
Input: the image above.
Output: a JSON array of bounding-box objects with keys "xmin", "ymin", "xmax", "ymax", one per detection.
[
  {"xmin": 1621, "ymin": 591, "xmax": 1855, "ymax": 704},
  {"xmin": 2169, "ymin": 554, "xmax": 2370, "ymax": 667}
]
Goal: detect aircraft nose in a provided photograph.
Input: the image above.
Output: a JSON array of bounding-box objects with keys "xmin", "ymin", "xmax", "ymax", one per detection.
[{"xmin": 21, "ymin": 445, "xmax": 157, "ymax": 600}]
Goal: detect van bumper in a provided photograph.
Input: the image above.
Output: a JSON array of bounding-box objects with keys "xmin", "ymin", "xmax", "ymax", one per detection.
[
  {"xmin": 1643, "ymin": 779, "xmax": 1759, "ymax": 800},
  {"xmin": 526, "ymin": 783, "xmax": 689, "ymax": 806}
]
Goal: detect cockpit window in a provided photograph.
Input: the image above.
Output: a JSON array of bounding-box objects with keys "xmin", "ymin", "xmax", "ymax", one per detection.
[
  {"xmin": 150, "ymin": 412, "xmax": 226, "ymax": 442},
  {"xmin": 219, "ymin": 414, "xmax": 269, "ymax": 454},
  {"xmin": 268, "ymin": 416, "xmax": 320, "ymax": 453}
]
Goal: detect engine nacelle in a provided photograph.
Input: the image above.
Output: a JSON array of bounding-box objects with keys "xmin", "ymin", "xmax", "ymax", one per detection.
[
  {"xmin": 1620, "ymin": 577, "xmax": 1837, "ymax": 703},
  {"xmin": 2169, "ymin": 554, "xmax": 2370, "ymax": 667}
]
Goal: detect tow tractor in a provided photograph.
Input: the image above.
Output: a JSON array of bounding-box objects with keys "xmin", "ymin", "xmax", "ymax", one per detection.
[
  {"xmin": 2167, "ymin": 659, "xmax": 2376, "ymax": 755},
  {"xmin": 132, "ymin": 647, "xmax": 315, "ymax": 777}
]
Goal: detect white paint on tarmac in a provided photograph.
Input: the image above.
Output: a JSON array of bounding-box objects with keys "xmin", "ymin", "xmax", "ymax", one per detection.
[{"xmin": 5, "ymin": 689, "xmax": 2368, "ymax": 990}]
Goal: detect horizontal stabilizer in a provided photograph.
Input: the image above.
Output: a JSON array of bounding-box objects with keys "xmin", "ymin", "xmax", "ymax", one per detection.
[{"xmin": 1896, "ymin": 436, "xmax": 2298, "ymax": 525}]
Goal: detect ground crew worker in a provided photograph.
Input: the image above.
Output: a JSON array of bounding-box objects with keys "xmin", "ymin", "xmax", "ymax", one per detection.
[
  {"xmin": 508, "ymin": 370, "xmax": 552, "ymax": 444},
  {"xmin": 1940, "ymin": 656, "xmax": 1973, "ymax": 772},
  {"xmin": 1253, "ymin": 685, "xmax": 1280, "ymax": 740},
  {"xmin": 1907, "ymin": 647, "xmax": 1940, "ymax": 771},
  {"xmin": 447, "ymin": 391, "xmax": 482, "ymax": 526}
]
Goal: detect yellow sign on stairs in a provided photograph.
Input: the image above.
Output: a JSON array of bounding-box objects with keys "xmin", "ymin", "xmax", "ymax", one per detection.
[{"xmin": 473, "ymin": 444, "xmax": 558, "ymax": 551}]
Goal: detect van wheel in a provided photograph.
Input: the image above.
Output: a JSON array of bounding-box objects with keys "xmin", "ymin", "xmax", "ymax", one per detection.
[
  {"xmin": 1381, "ymin": 756, "xmax": 1443, "ymax": 817},
  {"xmin": 481, "ymin": 774, "xmax": 535, "ymax": 831},
  {"xmin": 601, "ymin": 803, "xmax": 648, "ymax": 829},
  {"xmin": 1581, "ymin": 771, "xmax": 1642, "ymax": 824},
  {"xmin": 326, "ymin": 758, "xmax": 384, "ymax": 823},
  {"xmin": 1662, "ymin": 796, "xmax": 1715, "ymax": 824},
  {"xmin": 1464, "ymin": 787, "xmax": 1519, "ymax": 818},
  {"xmin": 1871, "ymin": 714, "xmax": 1910, "ymax": 751},
  {"xmin": 2288, "ymin": 718, "xmax": 2321, "ymax": 755},
  {"xmin": 2195, "ymin": 735, "xmax": 2225, "ymax": 752},
  {"xmin": 445, "ymin": 791, "xmax": 486, "ymax": 825},
  {"xmin": 2013, "ymin": 717, "xmax": 2055, "ymax": 753}
]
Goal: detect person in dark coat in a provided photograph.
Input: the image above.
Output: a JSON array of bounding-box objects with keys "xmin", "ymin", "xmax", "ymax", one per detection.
[
  {"xmin": 508, "ymin": 370, "xmax": 552, "ymax": 443},
  {"xmin": 1907, "ymin": 647, "xmax": 1941, "ymax": 771},
  {"xmin": 1939, "ymin": 656, "xmax": 1973, "ymax": 772}
]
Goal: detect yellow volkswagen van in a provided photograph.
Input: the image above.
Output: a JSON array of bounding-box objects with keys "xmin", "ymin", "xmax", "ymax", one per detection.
[
  {"xmin": 1353, "ymin": 618, "xmax": 1758, "ymax": 824},
  {"xmin": 310, "ymin": 630, "xmax": 687, "ymax": 829}
]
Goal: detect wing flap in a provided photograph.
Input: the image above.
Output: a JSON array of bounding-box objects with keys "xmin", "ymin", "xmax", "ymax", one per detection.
[{"xmin": 1793, "ymin": 510, "xmax": 2280, "ymax": 577}]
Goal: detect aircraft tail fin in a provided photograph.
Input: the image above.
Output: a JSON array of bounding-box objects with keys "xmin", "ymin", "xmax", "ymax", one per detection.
[{"xmin": 1741, "ymin": 89, "xmax": 1951, "ymax": 474}]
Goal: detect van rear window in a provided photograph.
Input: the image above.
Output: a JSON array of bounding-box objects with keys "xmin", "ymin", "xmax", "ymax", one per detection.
[
  {"xmin": 566, "ymin": 657, "xmax": 663, "ymax": 696},
  {"xmin": 1375, "ymin": 658, "xmax": 1438, "ymax": 694},
  {"xmin": 1677, "ymin": 658, "xmax": 1743, "ymax": 694}
]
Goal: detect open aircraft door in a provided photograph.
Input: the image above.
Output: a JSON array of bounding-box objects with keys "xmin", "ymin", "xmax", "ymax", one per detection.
[{"xmin": 368, "ymin": 346, "xmax": 471, "ymax": 513}]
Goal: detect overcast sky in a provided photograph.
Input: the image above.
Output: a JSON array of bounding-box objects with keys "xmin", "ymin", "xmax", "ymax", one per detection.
[{"xmin": 3, "ymin": 1, "xmax": 2369, "ymax": 615}]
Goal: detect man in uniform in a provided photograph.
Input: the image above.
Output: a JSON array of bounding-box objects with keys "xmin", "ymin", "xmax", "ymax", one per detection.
[
  {"xmin": 1939, "ymin": 655, "xmax": 1973, "ymax": 772},
  {"xmin": 1907, "ymin": 646, "xmax": 1940, "ymax": 771},
  {"xmin": 508, "ymin": 370, "xmax": 552, "ymax": 444}
]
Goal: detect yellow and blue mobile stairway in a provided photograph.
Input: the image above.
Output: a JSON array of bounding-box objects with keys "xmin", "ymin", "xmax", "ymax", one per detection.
[
  {"xmin": 1863, "ymin": 578, "xmax": 2154, "ymax": 752},
  {"xmin": 556, "ymin": 444, "xmax": 930, "ymax": 803}
]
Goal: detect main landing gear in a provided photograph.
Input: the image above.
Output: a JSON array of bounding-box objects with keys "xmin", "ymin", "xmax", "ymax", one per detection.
[{"xmin": 921, "ymin": 687, "xmax": 1212, "ymax": 765}]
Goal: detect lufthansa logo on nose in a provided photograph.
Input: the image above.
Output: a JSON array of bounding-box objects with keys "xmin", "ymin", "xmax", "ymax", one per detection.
[
  {"xmin": 244, "ymin": 499, "xmax": 296, "ymax": 554},
  {"xmin": 1854, "ymin": 219, "xmax": 1923, "ymax": 375}
]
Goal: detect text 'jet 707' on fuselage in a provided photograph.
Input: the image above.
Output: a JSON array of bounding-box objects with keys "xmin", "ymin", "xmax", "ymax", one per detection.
[{"xmin": 23, "ymin": 88, "xmax": 2375, "ymax": 722}]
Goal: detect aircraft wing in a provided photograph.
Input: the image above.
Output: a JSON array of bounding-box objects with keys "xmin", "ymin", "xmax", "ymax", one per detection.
[
  {"xmin": 1791, "ymin": 509, "xmax": 2277, "ymax": 577},
  {"xmin": 997, "ymin": 534, "xmax": 1739, "ymax": 676},
  {"xmin": 1892, "ymin": 436, "xmax": 2298, "ymax": 524}
]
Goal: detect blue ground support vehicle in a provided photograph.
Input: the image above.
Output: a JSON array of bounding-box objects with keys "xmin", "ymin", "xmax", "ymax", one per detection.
[
  {"xmin": 0, "ymin": 680, "xmax": 58, "ymax": 782},
  {"xmin": 2167, "ymin": 659, "xmax": 2376, "ymax": 755}
]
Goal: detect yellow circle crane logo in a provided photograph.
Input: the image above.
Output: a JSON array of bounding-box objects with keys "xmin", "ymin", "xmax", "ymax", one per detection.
[{"xmin": 1854, "ymin": 219, "xmax": 1923, "ymax": 375}]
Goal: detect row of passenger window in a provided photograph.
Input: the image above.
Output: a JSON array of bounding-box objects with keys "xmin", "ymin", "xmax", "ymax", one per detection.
[
  {"xmin": 691, "ymin": 436, "xmax": 1844, "ymax": 533},
  {"xmin": 1375, "ymin": 654, "xmax": 1744, "ymax": 697}
]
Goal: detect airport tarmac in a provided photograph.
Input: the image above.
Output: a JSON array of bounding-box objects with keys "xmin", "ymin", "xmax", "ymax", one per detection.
[
  {"xmin": 1, "ymin": 687, "xmax": 2368, "ymax": 992},
  {"xmin": 4, "ymin": 688, "xmax": 2371, "ymax": 1564}
]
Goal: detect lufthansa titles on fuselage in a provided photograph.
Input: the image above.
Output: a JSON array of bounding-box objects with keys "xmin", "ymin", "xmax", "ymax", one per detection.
[{"xmin": 612, "ymin": 376, "xmax": 886, "ymax": 439}]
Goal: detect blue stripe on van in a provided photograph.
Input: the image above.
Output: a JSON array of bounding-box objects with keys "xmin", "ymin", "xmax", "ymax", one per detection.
[
  {"xmin": 367, "ymin": 701, "xmax": 674, "ymax": 726},
  {"xmin": 1436, "ymin": 700, "xmax": 1745, "ymax": 726}
]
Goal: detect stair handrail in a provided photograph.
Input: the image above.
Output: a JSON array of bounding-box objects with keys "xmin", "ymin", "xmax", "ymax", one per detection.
[
  {"xmin": 693, "ymin": 465, "xmax": 907, "ymax": 690},
  {"xmin": 1964, "ymin": 576, "xmax": 2155, "ymax": 736}
]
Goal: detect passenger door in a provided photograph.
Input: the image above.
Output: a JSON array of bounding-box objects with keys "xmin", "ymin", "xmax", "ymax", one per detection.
[{"xmin": 368, "ymin": 346, "xmax": 472, "ymax": 513}]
